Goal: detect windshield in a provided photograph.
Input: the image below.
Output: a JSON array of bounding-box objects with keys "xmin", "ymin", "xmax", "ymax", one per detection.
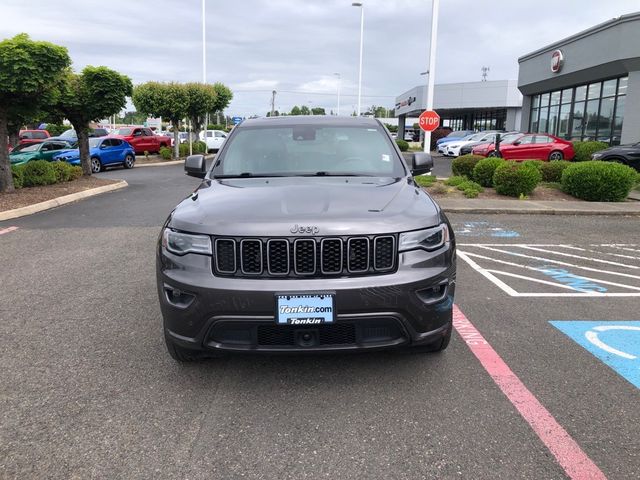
[
  {"xmin": 213, "ymin": 125, "xmax": 405, "ymax": 178},
  {"xmin": 15, "ymin": 143, "xmax": 41, "ymax": 152},
  {"xmin": 447, "ymin": 131, "xmax": 468, "ymax": 138},
  {"xmin": 89, "ymin": 138, "xmax": 102, "ymax": 148},
  {"xmin": 60, "ymin": 129, "xmax": 77, "ymax": 139},
  {"xmin": 116, "ymin": 128, "xmax": 133, "ymax": 135}
]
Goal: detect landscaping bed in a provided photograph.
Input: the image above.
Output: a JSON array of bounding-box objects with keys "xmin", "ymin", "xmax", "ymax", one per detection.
[{"xmin": 0, "ymin": 176, "xmax": 119, "ymax": 212}]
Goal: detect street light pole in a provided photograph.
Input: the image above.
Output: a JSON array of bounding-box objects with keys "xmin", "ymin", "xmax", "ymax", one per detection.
[
  {"xmin": 202, "ymin": 0, "xmax": 207, "ymax": 151},
  {"xmin": 334, "ymin": 73, "xmax": 341, "ymax": 116},
  {"xmin": 424, "ymin": 0, "xmax": 439, "ymax": 153},
  {"xmin": 352, "ymin": 2, "xmax": 364, "ymax": 116}
]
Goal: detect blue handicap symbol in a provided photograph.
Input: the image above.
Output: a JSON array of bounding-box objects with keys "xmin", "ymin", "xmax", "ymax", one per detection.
[{"xmin": 550, "ymin": 321, "xmax": 640, "ymax": 389}]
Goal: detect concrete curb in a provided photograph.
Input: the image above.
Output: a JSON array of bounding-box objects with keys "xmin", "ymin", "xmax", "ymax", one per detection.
[
  {"xmin": 0, "ymin": 180, "xmax": 128, "ymax": 222},
  {"xmin": 135, "ymin": 160, "xmax": 184, "ymax": 168},
  {"xmin": 441, "ymin": 206, "xmax": 640, "ymax": 216}
]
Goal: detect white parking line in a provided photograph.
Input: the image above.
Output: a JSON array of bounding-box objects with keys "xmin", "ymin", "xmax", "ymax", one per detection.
[
  {"xmin": 555, "ymin": 245, "xmax": 640, "ymax": 262},
  {"xmin": 458, "ymin": 244, "xmax": 640, "ymax": 297}
]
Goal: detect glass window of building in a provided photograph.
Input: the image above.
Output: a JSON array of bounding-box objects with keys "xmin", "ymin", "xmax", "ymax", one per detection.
[{"xmin": 529, "ymin": 76, "xmax": 627, "ymax": 144}]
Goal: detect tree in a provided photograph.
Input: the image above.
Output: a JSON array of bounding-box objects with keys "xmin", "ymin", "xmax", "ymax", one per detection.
[
  {"xmin": 211, "ymin": 82, "xmax": 233, "ymax": 116},
  {"xmin": 290, "ymin": 106, "xmax": 301, "ymax": 116},
  {"xmin": 0, "ymin": 34, "xmax": 70, "ymax": 192},
  {"xmin": 311, "ymin": 107, "xmax": 326, "ymax": 115},
  {"xmin": 133, "ymin": 82, "xmax": 188, "ymax": 159},
  {"xmin": 184, "ymin": 82, "xmax": 217, "ymax": 141},
  {"xmin": 300, "ymin": 105, "xmax": 311, "ymax": 115},
  {"xmin": 53, "ymin": 66, "xmax": 132, "ymax": 175}
]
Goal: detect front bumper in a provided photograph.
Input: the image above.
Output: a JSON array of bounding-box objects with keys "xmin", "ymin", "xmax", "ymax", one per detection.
[{"xmin": 157, "ymin": 243, "xmax": 456, "ymax": 354}]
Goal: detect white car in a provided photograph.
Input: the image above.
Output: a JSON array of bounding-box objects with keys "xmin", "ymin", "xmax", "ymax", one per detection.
[
  {"xmin": 443, "ymin": 132, "xmax": 493, "ymax": 157},
  {"xmin": 199, "ymin": 130, "xmax": 228, "ymax": 152}
]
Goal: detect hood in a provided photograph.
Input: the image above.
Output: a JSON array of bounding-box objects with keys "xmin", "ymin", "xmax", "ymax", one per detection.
[
  {"xmin": 54, "ymin": 148, "xmax": 80, "ymax": 159},
  {"xmin": 169, "ymin": 176, "xmax": 442, "ymax": 236},
  {"xmin": 10, "ymin": 152, "xmax": 37, "ymax": 163}
]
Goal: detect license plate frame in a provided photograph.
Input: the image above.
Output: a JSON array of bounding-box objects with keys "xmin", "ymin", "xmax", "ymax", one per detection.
[{"xmin": 275, "ymin": 293, "xmax": 336, "ymax": 325}]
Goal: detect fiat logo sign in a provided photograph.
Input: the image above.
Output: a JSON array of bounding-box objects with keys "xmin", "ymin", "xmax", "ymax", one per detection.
[{"xmin": 551, "ymin": 49, "xmax": 564, "ymax": 73}]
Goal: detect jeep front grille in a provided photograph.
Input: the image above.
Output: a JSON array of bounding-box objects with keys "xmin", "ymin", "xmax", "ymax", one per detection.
[{"xmin": 213, "ymin": 235, "xmax": 396, "ymax": 278}]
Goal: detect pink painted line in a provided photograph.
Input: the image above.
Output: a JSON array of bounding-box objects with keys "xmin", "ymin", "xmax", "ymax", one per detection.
[
  {"xmin": 452, "ymin": 305, "xmax": 607, "ymax": 480},
  {"xmin": 0, "ymin": 226, "xmax": 18, "ymax": 235}
]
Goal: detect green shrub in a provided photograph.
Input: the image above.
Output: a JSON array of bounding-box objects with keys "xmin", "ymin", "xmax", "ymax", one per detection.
[
  {"xmin": 69, "ymin": 165, "xmax": 83, "ymax": 180},
  {"xmin": 472, "ymin": 158, "xmax": 505, "ymax": 187},
  {"xmin": 22, "ymin": 160, "xmax": 57, "ymax": 187},
  {"xmin": 457, "ymin": 180, "xmax": 484, "ymax": 193},
  {"xmin": 521, "ymin": 160, "xmax": 544, "ymax": 171},
  {"xmin": 396, "ymin": 139, "xmax": 409, "ymax": 152},
  {"xmin": 11, "ymin": 165, "xmax": 24, "ymax": 189},
  {"xmin": 572, "ymin": 141, "xmax": 608, "ymax": 162},
  {"xmin": 444, "ymin": 175, "xmax": 466, "ymax": 186},
  {"xmin": 452, "ymin": 154, "xmax": 483, "ymax": 177},
  {"xmin": 464, "ymin": 189, "xmax": 479, "ymax": 198},
  {"xmin": 51, "ymin": 161, "xmax": 74, "ymax": 182},
  {"xmin": 159, "ymin": 147, "xmax": 172, "ymax": 160},
  {"xmin": 413, "ymin": 175, "xmax": 436, "ymax": 187},
  {"xmin": 493, "ymin": 162, "xmax": 542, "ymax": 197},
  {"xmin": 193, "ymin": 141, "xmax": 207, "ymax": 154},
  {"xmin": 561, "ymin": 161, "xmax": 637, "ymax": 202},
  {"xmin": 540, "ymin": 161, "xmax": 571, "ymax": 182},
  {"xmin": 179, "ymin": 141, "xmax": 208, "ymax": 157}
]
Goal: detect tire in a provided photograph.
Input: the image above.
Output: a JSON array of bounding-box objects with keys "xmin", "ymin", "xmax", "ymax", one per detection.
[
  {"xmin": 91, "ymin": 157, "xmax": 102, "ymax": 173},
  {"xmin": 548, "ymin": 150, "xmax": 564, "ymax": 161},
  {"xmin": 123, "ymin": 154, "xmax": 135, "ymax": 169},
  {"xmin": 408, "ymin": 325, "xmax": 452, "ymax": 353},
  {"xmin": 164, "ymin": 332, "xmax": 204, "ymax": 362},
  {"xmin": 487, "ymin": 150, "xmax": 498, "ymax": 157}
]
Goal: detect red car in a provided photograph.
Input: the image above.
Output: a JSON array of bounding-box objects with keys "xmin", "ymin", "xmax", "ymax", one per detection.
[
  {"xmin": 112, "ymin": 126, "xmax": 172, "ymax": 154},
  {"xmin": 472, "ymin": 133, "xmax": 574, "ymax": 161},
  {"xmin": 18, "ymin": 129, "xmax": 50, "ymax": 145}
]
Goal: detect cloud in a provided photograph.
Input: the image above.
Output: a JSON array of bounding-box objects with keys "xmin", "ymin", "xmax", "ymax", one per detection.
[{"xmin": 1, "ymin": 0, "xmax": 637, "ymax": 117}]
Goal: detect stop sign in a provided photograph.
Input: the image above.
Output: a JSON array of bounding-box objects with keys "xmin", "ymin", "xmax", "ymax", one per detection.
[{"xmin": 419, "ymin": 110, "xmax": 440, "ymax": 132}]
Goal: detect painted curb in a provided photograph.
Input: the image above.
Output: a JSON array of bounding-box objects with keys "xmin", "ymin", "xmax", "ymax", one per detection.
[
  {"xmin": 441, "ymin": 207, "xmax": 640, "ymax": 216},
  {"xmin": 0, "ymin": 180, "xmax": 128, "ymax": 222},
  {"xmin": 135, "ymin": 160, "xmax": 184, "ymax": 168}
]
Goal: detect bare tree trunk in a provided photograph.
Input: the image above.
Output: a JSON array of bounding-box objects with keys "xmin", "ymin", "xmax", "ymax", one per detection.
[
  {"xmin": 74, "ymin": 124, "xmax": 92, "ymax": 176},
  {"xmin": 191, "ymin": 116, "xmax": 202, "ymax": 145},
  {"xmin": 172, "ymin": 121, "xmax": 180, "ymax": 159},
  {"xmin": 0, "ymin": 106, "xmax": 15, "ymax": 193},
  {"xmin": 8, "ymin": 130, "xmax": 19, "ymax": 149}
]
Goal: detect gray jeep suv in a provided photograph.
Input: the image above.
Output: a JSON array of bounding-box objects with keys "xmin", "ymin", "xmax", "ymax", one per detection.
[{"xmin": 157, "ymin": 116, "xmax": 456, "ymax": 361}]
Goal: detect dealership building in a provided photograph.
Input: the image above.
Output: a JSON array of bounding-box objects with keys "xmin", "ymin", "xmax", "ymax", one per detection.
[{"xmin": 396, "ymin": 11, "xmax": 640, "ymax": 145}]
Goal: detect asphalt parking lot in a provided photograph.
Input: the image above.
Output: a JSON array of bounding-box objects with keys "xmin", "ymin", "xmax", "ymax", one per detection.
[{"xmin": 1, "ymin": 165, "xmax": 638, "ymax": 479}]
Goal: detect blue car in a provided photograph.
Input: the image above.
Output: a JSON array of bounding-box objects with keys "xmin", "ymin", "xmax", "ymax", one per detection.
[
  {"xmin": 435, "ymin": 130, "xmax": 476, "ymax": 152},
  {"xmin": 53, "ymin": 137, "xmax": 136, "ymax": 173}
]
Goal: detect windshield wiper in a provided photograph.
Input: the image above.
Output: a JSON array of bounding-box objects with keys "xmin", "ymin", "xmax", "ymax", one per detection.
[
  {"xmin": 302, "ymin": 172, "xmax": 374, "ymax": 177},
  {"xmin": 213, "ymin": 172, "xmax": 286, "ymax": 179}
]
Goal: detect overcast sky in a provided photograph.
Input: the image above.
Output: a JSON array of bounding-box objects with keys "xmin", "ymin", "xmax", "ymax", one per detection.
[{"xmin": 2, "ymin": 0, "xmax": 638, "ymax": 117}]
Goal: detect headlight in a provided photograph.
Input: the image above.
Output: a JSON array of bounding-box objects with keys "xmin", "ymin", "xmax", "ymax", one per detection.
[
  {"xmin": 399, "ymin": 224, "xmax": 450, "ymax": 252},
  {"xmin": 162, "ymin": 229, "xmax": 212, "ymax": 255},
  {"xmin": 449, "ymin": 144, "xmax": 459, "ymax": 149}
]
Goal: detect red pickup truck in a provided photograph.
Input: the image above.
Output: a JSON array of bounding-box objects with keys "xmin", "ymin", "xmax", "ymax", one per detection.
[
  {"xmin": 19, "ymin": 129, "xmax": 50, "ymax": 145},
  {"xmin": 112, "ymin": 126, "xmax": 172, "ymax": 154}
]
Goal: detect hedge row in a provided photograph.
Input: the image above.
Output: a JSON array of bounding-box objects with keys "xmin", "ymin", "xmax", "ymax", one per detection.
[
  {"xmin": 11, "ymin": 161, "xmax": 82, "ymax": 189},
  {"xmin": 449, "ymin": 154, "xmax": 636, "ymax": 201}
]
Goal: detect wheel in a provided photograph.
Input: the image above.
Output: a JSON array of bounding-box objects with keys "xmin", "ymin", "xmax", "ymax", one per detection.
[
  {"xmin": 164, "ymin": 332, "xmax": 204, "ymax": 362},
  {"xmin": 91, "ymin": 157, "xmax": 103, "ymax": 173},
  {"xmin": 487, "ymin": 150, "xmax": 498, "ymax": 157},
  {"xmin": 123, "ymin": 154, "xmax": 135, "ymax": 169},
  {"xmin": 408, "ymin": 325, "xmax": 452, "ymax": 353},
  {"xmin": 548, "ymin": 150, "xmax": 564, "ymax": 161}
]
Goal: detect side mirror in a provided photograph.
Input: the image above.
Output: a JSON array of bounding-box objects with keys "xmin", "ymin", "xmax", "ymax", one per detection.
[
  {"xmin": 512, "ymin": 140, "xmax": 521, "ymax": 146},
  {"xmin": 411, "ymin": 152, "xmax": 433, "ymax": 176},
  {"xmin": 185, "ymin": 154, "xmax": 206, "ymax": 178}
]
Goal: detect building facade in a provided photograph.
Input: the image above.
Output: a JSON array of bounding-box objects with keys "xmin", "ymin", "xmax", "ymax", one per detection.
[
  {"xmin": 518, "ymin": 12, "xmax": 640, "ymax": 145},
  {"xmin": 394, "ymin": 80, "xmax": 523, "ymax": 139}
]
